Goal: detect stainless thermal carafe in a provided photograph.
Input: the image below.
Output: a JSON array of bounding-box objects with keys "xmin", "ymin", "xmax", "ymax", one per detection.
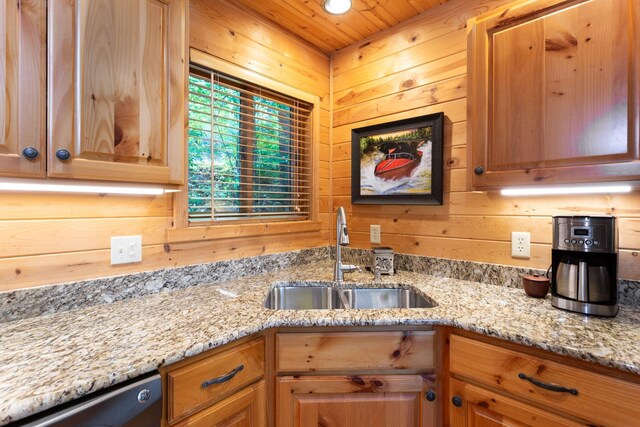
[{"xmin": 551, "ymin": 216, "xmax": 618, "ymax": 317}]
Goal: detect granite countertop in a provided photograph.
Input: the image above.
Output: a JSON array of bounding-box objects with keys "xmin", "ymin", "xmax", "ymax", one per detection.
[{"xmin": 1, "ymin": 261, "xmax": 639, "ymax": 425}]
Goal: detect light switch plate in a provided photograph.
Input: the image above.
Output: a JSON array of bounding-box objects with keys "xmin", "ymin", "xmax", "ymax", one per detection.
[
  {"xmin": 370, "ymin": 224, "xmax": 381, "ymax": 244},
  {"xmin": 511, "ymin": 232, "xmax": 531, "ymax": 259},
  {"xmin": 111, "ymin": 235, "xmax": 142, "ymax": 265}
]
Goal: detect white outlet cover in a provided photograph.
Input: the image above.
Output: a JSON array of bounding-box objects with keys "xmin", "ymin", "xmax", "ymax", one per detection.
[
  {"xmin": 511, "ymin": 232, "xmax": 531, "ymax": 259},
  {"xmin": 111, "ymin": 235, "xmax": 142, "ymax": 265},
  {"xmin": 370, "ymin": 224, "xmax": 381, "ymax": 244}
]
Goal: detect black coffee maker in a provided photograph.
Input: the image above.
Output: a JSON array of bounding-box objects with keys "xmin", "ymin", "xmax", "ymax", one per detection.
[{"xmin": 551, "ymin": 216, "xmax": 618, "ymax": 317}]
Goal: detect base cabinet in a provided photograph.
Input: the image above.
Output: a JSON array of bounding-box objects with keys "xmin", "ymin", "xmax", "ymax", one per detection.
[
  {"xmin": 277, "ymin": 375, "xmax": 435, "ymax": 427},
  {"xmin": 447, "ymin": 333, "xmax": 640, "ymax": 427},
  {"xmin": 174, "ymin": 381, "xmax": 266, "ymax": 427},
  {"xmin": 274, "ymin": 329, "xmax": 439, "ymax": 427},
  {"xmin": 164, "ymin": 337, "xmax": 265, "ymax": 427},
  {"xmin": 448, "ymin": 378, "xmax": 584, "ymax": 427}
]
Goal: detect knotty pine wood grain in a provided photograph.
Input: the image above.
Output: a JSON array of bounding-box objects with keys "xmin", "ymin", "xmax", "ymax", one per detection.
[
  {"xmin": 330, "ymin": 0, "xmax": 640, "ymax": 280},
  {"xmin": 47, "ymin": 0, "xmax": 185, "ymax": 184},
  {"xmin": 332, "ymin": 0, "xmax": 515, "ymax": 75},
  {"xmin": 1, "ymin": 0, "xmax": 330, "ymax": 291},
  {"xmin": 277, "ymin": 375, "xmax": 433, "ymax": 427},
  {"xmin": 0, "ymin": 230, "xmax": 331, "ymax": 291},
  {"xmin": 232, "ymin": 0, "xmax": 443, "ymax": 54},
  {"xmin": 0, "ymin": 0, "xmax": 46, "ymax": 178},
  {"xmin": 450, "ymin": 334, "xmax": 640, "ymax": 426}
]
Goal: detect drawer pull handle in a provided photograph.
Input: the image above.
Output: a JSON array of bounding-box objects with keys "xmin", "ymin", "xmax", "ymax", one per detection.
[
  {"xmin": 518, "ymin": 373, "xmax": 578, "ymax": 395},
  {"xmin": 201, "ymin": 364, "xmax": 244, "ymax": 388}
]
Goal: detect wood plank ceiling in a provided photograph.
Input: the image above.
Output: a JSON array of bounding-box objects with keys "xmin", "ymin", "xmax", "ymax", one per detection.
[{"xmin": 233, "ymin": 0, "xmax": 448, "ymax": 53}]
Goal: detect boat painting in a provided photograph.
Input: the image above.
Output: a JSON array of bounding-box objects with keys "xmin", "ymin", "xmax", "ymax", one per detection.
[
  {"xmin": 374, "ymin": 144, "xmax": 424, "ymax": 180},
  {"xmin": 351, "ymin": 112, "xmax": 443, "ymax": 205},
  {"xmin": 358, "ymin": 126, "xmax": 433, "ymax": 196}
]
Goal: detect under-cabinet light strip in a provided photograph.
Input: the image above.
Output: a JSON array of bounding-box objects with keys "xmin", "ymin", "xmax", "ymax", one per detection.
[
  {"xmin": 501, "ymin": 185, "xmax": 632, "ymax": 196},
  {"xmin": 0, "ymin": 180, "xmax": 177, "ymax": 195}
]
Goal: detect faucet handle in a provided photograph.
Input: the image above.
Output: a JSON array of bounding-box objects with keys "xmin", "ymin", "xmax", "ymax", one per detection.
[
  {"xmin": 339, "ymin": 226, "xmax": 350, "ymax": 245},
  {"xmin": 342, "ymin": 264, "xmax": 359, "ymax": 274}
]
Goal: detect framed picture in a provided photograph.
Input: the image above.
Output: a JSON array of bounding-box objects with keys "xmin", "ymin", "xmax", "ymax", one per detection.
[{"xmin": 351, "ymin": 112, "xmax": 444, "ymax": 205}]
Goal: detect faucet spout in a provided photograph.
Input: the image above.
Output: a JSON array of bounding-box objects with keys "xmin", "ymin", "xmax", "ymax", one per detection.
[{"xmin": 334, "ymin": 207, "xmax": 357, "ymax": 282}]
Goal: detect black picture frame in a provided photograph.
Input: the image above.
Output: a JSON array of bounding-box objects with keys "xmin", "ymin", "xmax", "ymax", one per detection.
[{"xmin": 351, "ymin": 112, "xmax": 444, "ymax": 205}]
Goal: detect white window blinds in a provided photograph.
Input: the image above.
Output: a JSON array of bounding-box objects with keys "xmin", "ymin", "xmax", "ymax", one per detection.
[{"xmin": 188, "ymin": 66, "xmax": 313, "ymax": 222}]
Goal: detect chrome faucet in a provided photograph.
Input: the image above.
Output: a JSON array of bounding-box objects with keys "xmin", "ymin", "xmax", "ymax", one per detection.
[{"xmin": 334, "ymin": 206, "xmax": 358, "ymax": 282}]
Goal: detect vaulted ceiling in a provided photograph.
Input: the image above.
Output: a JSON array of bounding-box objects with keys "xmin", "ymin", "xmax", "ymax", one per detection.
[{"xmin": 233, "ymin": 0, "xmax": 449, "ymax": 53}]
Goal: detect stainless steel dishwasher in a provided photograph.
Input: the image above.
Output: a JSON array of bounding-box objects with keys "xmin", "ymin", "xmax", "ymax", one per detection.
[{"xmin": 15, "ymin": 372, "xmax": 161, "ymax": 427}]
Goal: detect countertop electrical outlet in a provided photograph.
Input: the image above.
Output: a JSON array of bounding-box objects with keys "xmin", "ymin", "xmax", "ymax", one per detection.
[
  {"xmin": 111, "ymin": 236, "xmax": 142, "ymax": 265},
  {"xmin": 370, "ymin": 225, "xmax": 381, "ymax": 244},
  {"xmin": 511, "ymin": 232, "xmax": 531, "ymax": 258}
]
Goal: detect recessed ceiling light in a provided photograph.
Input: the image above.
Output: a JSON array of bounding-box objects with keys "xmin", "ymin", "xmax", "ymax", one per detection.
[{"xmin": 323, "ymin": 0, "xmax": 352, "ymax": 15}]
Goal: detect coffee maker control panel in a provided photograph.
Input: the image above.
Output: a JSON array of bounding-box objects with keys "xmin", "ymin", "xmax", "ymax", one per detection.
[{"xmin": 553, "ymin": 216, "xmax": 615, "ymax": 253}]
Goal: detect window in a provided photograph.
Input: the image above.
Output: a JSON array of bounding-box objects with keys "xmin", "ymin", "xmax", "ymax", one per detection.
[{"xmin": 188, "ymin": 65, "xmax": 313, "ymax": 223}]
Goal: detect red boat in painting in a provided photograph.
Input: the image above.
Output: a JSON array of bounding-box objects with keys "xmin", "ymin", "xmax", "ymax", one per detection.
[{"xmin": 374, "ymin": 150, "xmax": 423, "ymax": 180}]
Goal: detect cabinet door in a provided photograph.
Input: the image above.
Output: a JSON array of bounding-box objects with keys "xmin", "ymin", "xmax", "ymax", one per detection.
[
  {"xmin": 468, "ymin": 0, "xmax": 640, "ymax": 189},
  {"xmin": 0, "ymin": 0, "xmax": 46, "ymax": 177},
  {"xmin": 48, "ymin": 0, "xmax": 185, "ymax": 184},
  {"xmin": 449, "ymin": 378, "xmax": 585, "ymax": 427},
  {"xmin": 276, "ymin": 375, "xmax": 437, "ymax": 427},
  {"xmin": 173, "ymin": 381, "xmax": 266, "ymax": 427}
]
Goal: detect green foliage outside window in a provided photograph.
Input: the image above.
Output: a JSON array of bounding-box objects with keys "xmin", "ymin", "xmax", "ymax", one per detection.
[{"xmin": 188, "ymin": 72, "xmax": 307, "ymax": 221}]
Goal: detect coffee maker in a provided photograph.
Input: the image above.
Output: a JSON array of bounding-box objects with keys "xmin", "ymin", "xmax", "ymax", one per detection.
[{"xmin": 551, "ymin": 216, "xmax": 618, "ymax": 317}]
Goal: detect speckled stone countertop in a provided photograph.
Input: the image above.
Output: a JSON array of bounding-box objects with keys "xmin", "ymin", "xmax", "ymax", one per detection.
[{"xmin": 1, "ymin": 261, "xmax": 639, "ymax": 425}]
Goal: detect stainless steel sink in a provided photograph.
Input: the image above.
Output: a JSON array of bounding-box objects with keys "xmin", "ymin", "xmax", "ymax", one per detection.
[
  {"xmin": 264, "ymin": 283, "xmax": 434, "ymax": 310},
  {"xmin": 264, "ymin": 286, "xmax": 340, "ymax": 310},
  {"xmin": 341, "ymin": 288, "xmax": 432, "ymax": 309}
]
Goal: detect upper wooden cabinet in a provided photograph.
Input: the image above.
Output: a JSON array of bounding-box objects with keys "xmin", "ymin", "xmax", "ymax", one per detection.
[
  {"xmin": 468, "ymin": 0, "xmax": 640, "ymax": 189},
  {"xmin": 0, "ymin": 0, "xmax": 46, "ymax": 178},
  {"xmin": 47, "ymin": 0, "xmax": 186, "ymax": 184}
]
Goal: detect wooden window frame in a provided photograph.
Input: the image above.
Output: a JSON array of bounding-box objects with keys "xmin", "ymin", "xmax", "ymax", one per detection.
[{"xmin": 169, "ymin": 49, "xmax": 321, "ymax": 243}]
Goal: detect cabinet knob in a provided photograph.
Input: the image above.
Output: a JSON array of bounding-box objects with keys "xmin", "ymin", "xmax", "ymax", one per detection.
[
  {"xmin": 474, "ymin": 166, "xmax": 485, "ymax": 175},
  {"xmin": 426, "ymin": 390, "xmax": 436, "ymax": 402},
  {"xmin": 452, "ymin": 395, "xmax": 463, "ymax": 407},
  {"xmin": 55, "ymin": 149, "xmax": 71, "ymax": 161},
  {"xmin": 22, "ymin": 147, "xmax": 40, "ymax": 160}
]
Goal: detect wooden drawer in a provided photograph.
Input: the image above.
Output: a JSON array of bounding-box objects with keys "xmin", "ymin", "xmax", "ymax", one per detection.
[
  {"xmin": 450, "ymin": 334, "xmax": 640, "ymax": 426},
  {"xmin": 168, "ymin": 337, "xmax": 264, "ymax": 423},
  {"xmin": 276, "ymin": 331, "xmax": 434, "ymax": 372},
  {"xmin": 449, "ymin": 378, "xmax": 584, "ymax": 427},
  {"xmin": 173, "ymin": 380, "xmax": 266, "ymax": 427}
]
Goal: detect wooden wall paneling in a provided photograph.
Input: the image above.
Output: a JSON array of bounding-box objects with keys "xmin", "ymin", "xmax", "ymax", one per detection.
[
  {"xmin": 449, "ymin": 169, "xmax": 469, "ymax": 193},
  {"xmin": 0, "ymin": 230, "xmax": 330, "ymax": 291},
  {"xmin": 333, "ymin": 98, "xmax": 467, "ymax": 143},
  {"xmin": 344, "ymin": 215, "xmax": 553, "ymax": 244},
  {"xmin": 189, "ymin": 0, "xmax": 329, "ymax": 73},
  {"xmin": 447, "ymin": 192, "xmax": 640, "ymax": 217},
  {"xmin": 330, "ymin": 0, "xmax": 640, "ymax": 281},
  {"xmin": 348, "ymin": 231, "xmax": 552, "ymax": 267},
  {"xmin": 0, "ymin": 217, "xmax": 172, "ymax": 258},
  {"xmin": 0, "ymin": 193, "xmax": 172, "ymax": 220},
  {"xmin": 332, "ymin": 0, "xmax": 515, "ymax": 75},
  {"xmin": 333, "ymin": 51, "xmax": 467, "ymax": 109},
  {"xmin": 333, "ymin": 74, "xmax": 467, "ymax": 127},
  {"xmin": 189, "ymin": 1, "xmax": 330, "ymax": 100},
  {"xmin": 332, "ymin": 29, "xmax": 467, "ymax": 94}
]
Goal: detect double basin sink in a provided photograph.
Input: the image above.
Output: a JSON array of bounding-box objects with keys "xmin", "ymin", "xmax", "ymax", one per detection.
[{"xmin": 264, "ymin": 282, "xmax": 435, "ymax": 310}]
